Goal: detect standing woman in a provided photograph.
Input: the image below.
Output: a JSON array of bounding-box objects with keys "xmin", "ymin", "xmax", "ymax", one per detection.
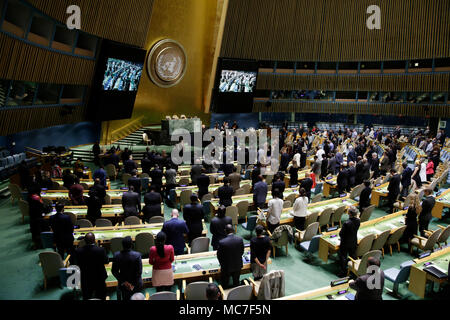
[
  {"xmin": 419, "ymin": 159, "xmax": 427, "ymax": 183},
  {"xmin": 426, "ymin": 158, "xmax": 434, "ymax": 182},
  {"xmin": 400, "ymin": 194, "xmax": 421, "ymax": 252},
  {"xmin": 411, "ymin": 160, "xmax": 422, "ymax": 189},
  {"xmin": 292, "ymin": 188, "xmax": 309, "ymax": 231},
  {"xmin": 289, "ymin": 162, "xmax": 299, "ymax": 187},
  {"xmin": 28, "ymin": 185, "xmax": 51, "ymax": 249},
  {"xmin": 149, "ymin": 232, "xmax": 174, "ymax": 292}
]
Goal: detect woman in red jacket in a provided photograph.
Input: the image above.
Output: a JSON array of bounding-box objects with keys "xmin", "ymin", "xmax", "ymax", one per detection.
[
  {"xmin": 426, "ymin": 158, "xmax": 435, "ymax": 182},
  {"xmin": 149, "ymin": 231, "xmax": 174, "ymax": 292}
]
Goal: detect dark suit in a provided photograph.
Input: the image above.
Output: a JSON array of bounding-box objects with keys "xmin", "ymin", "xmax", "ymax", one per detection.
[
  {"xmin": 142, "ymin": 191, "xmax": 161, "ymax": 222},
  {"xmin": 355, "ymin": 161, "xmax": 365, "ymax": 185},
  {"xmin": 222, "ymin": 164, "xmax": 235, "ymax": 177},
  {"xmin": 253, "ymin": 181, "xmax": 268, "ymax": 209},
  {"xmin": 183, "ymin": 203, "xmax": 204, "ymax": 242},
  {"xmin": 300, "ymin": 178, "xmax": 313, "ymax": 200},
  {"xmin": 229, "ymin": 172, "xmax": 241, "ymax": 192},
  {"xmin": 162, "ymin": 218, "xmax": 189, "ymax": 255},
  {"xmin": 150, "ymin": 168, "xmax": 163, "ymax": 193},
  {"xmin": 350, "ymin": 270, "xmax": 385, "ymax": 300},
  {"xmin": 196, "ymin": 174, "xmax": 210, "ymax": 200},
  {"xmin": 328, "ymin": 157, "xmax": 338, "ymax": 175},
  {"xmin": 190, "ymin": 165, "xmax": 203, "ymax": 185},
  {"xmin": 210, "ymin": 216, "xmax": 233, "ymax": 250},
  {"xmin": 337, "ymin": 169, "xmax": 349, "ymax": 195},
  {"xmin": 128, "ymin": 176, "xmax": 142, "ymax": 195},
  {"xmin": 347, "ymin": 166, "xmax": 356, "ymax": 189},
  {"xmin": 75, "ymin": 244, "xmax": 109, "ymax": 300},
  {"xmin": 370, "ymin": 158, "xmax": 380, "ymax": 179},
  {"xmin": 280, "ymin": 153, "xmax": 290, "ymax": 172},
  {"xmin": 348, "ymin": 150, "xmax": 357, "ymax": 163},
  {"xmin": 338, "ymin": 216, "xmax": 360, "ymax": 274},
  {"xmin": 419, "ymin": 196, "xmax": 435, "ymax": 236},
  {"xmin": 93, "ymin": 169, "xmax": 107, "ymax": 187},
  {"xmin": 272, "ymin": 180, "xmax": 285, "ymax": 199},
  {"xmin": 362, "ymin": 162, "xmax": 371, "ymax": 181},
  {"xmin": 49, "ymin": 212, "xmax": 74, "ymax": 259},
  {"xmin": 217, "ymin": 234, "xmax": 245, "ymax": 288},
  {"xmin": 122, "ymin": 191, "xmax": 141, "ymax": 217},
  {"xmin": 124, "ymin": 159, "xmax": 137, "ymax": 174},
  {"xmin": 218, "ymin": 185, "xmax": 234, "ymax": 207},
  {"xmin": 359, "ymin": 187, "xmax": 372, "ymax": 211},
  {"xmin": 387, "ymin": 174, "xmax": 401, "ymax": 213},
  {"xmin": 320, "ymin": 158, "xmax": 328, "ymax": 178},
  {"xmin": 87, "ymin": 184, "xmax": 106, "ymax": 223},
  {"xmin": 401, "ymin": 167, "xmax": 413, "ymax": 197},
  {"xmin": 112, "ymin": 249, "xmax": 143, "ymax": 300},
  {"xmin": 141, "ymin": 158, "xmax": 152, "ymax": 175}
]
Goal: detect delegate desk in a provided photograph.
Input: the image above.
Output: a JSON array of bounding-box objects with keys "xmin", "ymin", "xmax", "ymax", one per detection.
[
  {"xmin": 432, "ymin": 189, "xmax": 450, "ymax": 219},
  {"xmin": 73, "ymin": 221, "xmax": 207, "ymax": 246},
  {"xmin": 283, "ymin": 169, "xmax": 312, "ymax": 188},
  {"xmin": 62, "ymin": 168, "xmax": 92, "ymax": 180},
  {"xmin": 370, "ymin": 183, "xmax": 389, "ymax": 207},
  {"xmin": 277, "ymin": 283, "xmax": 355, "ymax": 300},
  {"xmin": 259, "ymin": 196, "xmax": 358, "ymax": 227},
  {"xmin": 174, "ymin": 184, "xmax": 222, "ymax": 200},
  {"xmin": 409, "ymin": 246, "xmax": 450, "ymax": 298},
  {"xmin": 104, "ymin": 247, "xmax": 270, "ymax": 288},
  {"xmin": 40, "ymin": 190, "xmax": 125, "ymax": 201},
  {"xmin": 318, "ymin": 210, "xmax": 406, "ymax": 263},
  {"xmin": 323, "ymin": 176, "xmax": 338, "ymax": 197},
  {"xmin": 53, "ymin": 179, "xmax": 111, "ymax": 189}
]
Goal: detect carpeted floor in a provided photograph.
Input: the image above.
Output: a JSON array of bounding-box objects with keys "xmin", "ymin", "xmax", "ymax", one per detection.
[{"xmin": 1, "ymin": 162, "xmax": 449, "ymax": 300}]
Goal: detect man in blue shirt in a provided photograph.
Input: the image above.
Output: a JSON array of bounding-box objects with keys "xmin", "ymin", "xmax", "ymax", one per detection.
[
  {"xmin": 93, "ymin": 165, "xmax": 107, "ymax": 188},
  {"xmin": 162, "ymin": 209, "xmax": 189, "ymax": 255}
]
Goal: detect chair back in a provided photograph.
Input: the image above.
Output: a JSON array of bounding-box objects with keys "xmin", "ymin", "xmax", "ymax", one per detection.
[
  {"xmin": 318, "ymin": 207, "xmax": 334, "ymax": 228},
  {"xmin": 283, "ymin": 200, "xmax": 292, "ymax": 208},
  {"xmin": 437, "ymin": 225, "xmax": 450, "ymax": 244},
  {"xmin": 355, "ymin": 234, "xmax": 376, "ymax": 258},
  {"xmin": 265, "ymin": 174, "xmax": 274, "ymax": 185},
  {"xmin": 190, "ymin": 237, "xmax": 210, "ymax": 254},
  {"xmin": 386, "ymin": 226, "xmax": 407, "ymax": 245},
  {"xmin": 225, "ymin": 206, "xmax": 239, "ymax": 226},
  {"xmin": 180, "ymin": 190, "xmax": 192, "ymax": 208},
  {"xmin": 236, "ymin": 200, "xmax": 249, "ymax": 219},
  {"xmin": 311, "ymin": 194, "xmax": 322, "ymax": 203},
  {"xmin": 41, "ymin": 231, "xmax": 55, "ymax": 249},
  {"xmin": 185, "ymin": 282, "xmax": 210, "ymax": 300},
  {"xmin": 105, "ymin": 164, "xmax": 116, "ymax": 179},
  {"xmin": 273, "ymin": 228, "xmax": 289, "ymax": 246},
  {"xmin": 39, "ymin": 251, "xmax": 64, "ymax": 279},
  {"xmin": 18, "ymin": 199, "xmax": 30, "ymax": 219},
  {"xmin": 307, "ymin": 235, "xmax": 321, "ymax": 253},
  {"xmin": 178, "ymin": 177, "xmax": 190, "ymax": 186},
  {"xmin": 124, "ymin": 216, "xmax": 141, "ymax": 225},
  {"xmin": 241, "ymin": 184, "xmax": 251, "ymax": 194},
  {"xmin": 110, "ymin": 237, "xmax": 124, "ymax": 254},
  {"xmin": 76, "ymin": 219, "xmax": 93, "ymax": 228},
  {"xmin": 244, "ymin": 215, "xmax": 258, "ymax": 232},
  {"xmin": 304, "ymin": 211, "xmax": 319, "ymax": 229},
  {"xmin": 285, "ymin": 193, "xmax": 297, "ymax": 205},
  {"xmin": 149, "ymin": 216, "xmax": 165, "ymax": 224},
  {"xmin": 95, "ymin": 218, "xmax": 113, "ymax": 227},
  {"xmin": 122, "ymin": 173, "xmax": 131, "ymax": 186},
  {"xmin": 201, "ymin": 193, "xmax": 213, "ymax": 203},
  {"xmin": 150, "ymin": 291, "xmax": 177, "ymax": 300},
  {"xmin": 371, "ymin": 230, "xmax": 391, "ymax": 251},
  {"xmin": 303, "ymin": 222, "xmax": 319, "ymax": 242},
  {"xmin": 349, "ymin": 184, "xmax": 364, "ymax": 199},
  {"xmin": 135, "ymin": 232, "xmax": 155, "ymax": 256},
  {"xmin": 360, "ymin": 205, "xmax": 375, "ymax": 222},
  {"xmin": 8, "ymin": 183, "xmax": 22, "ymax": 200},
  {"xmin": 226, "ymin": 285, "xmax": 253, "ymax": 300},
  {"xmin": 395, "ymin": 261, "xmax": 415, "ymax": 283},
  {"xmin": 209, "ymin": 175, "xmax": 216, "ymax": 185},
  {"xmin": 64, "ymin": 212, "xmax": 77, "ymax": 225},
  {"xmin": 423, "ymin": 229, "xmax": 442, "ymax": 251},
  {"xmin": 331, "ymin": 206, "xmax": 346, "ymax": 225},
  {"xmin": 356, "ymin": 250, "xmax": 382, "ymax": 276},
  {"xmin": 104, "ymin": 193, "xmax": 112, "ymax": 205},
  {"xmin": 234, "ymin": 188, "xmax": 246, "ymax": 196}
]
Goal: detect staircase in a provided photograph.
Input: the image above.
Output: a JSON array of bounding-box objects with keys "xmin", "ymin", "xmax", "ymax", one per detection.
[{"xmin": 115, "ymin": 127, "xmax": 149, "ymax": 145}]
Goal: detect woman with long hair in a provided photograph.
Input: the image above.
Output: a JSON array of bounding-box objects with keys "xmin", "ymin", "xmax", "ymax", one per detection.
[
  {"xmin": 149, "ymin": 232, "xmax": 174, "ymax": 292},
  {"xmin": 411, "ymin": 160, "xmax": 422, "ymax": 189},
  {"xmin": 292, "ymin": 188, "xmax": 309, "ymax": 231},
  {"xmin": 400, "ymin": 193, "xmax": 421, "ymax": 251}
]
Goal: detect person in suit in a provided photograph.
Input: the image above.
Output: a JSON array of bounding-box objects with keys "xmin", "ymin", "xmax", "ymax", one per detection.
[
  {"xmin": 336, "ymin": 165, "xmax": 348, "ymax": 195},
  {"xmin": 128, "ymin": 170, "xmax": 142, "ymax": 196},
  {"xmin": 190, "ymin": 160, "xmax": 203, "ymax": 185},
  {"xmin": 87, "ymin": 179, "xmax": 106, "ymax": 224},
  {"xmin": 217, "ymin": 224, "xmax": 245, "ymax": 289},
  {"xmin": 149, "ymin": 164, "xmax": 163, "ymax": 194},
  {"xmin": 359, "ymin": 180, "xmax": 372, "ymax": 212},
  {"xmin": 387, "ymin": 169, "xmax": 401, "ymax": 214},
  {"xmin": 222, "ymin": 163, "xmax": 235, "ymax": 177},
  {"xmin": 347, "ymin": 146, "xmax": 357, "ymax": 164},
  {"xmin": 272, "ymin": 174, "xmax": 285, "ymax": 200},
  {"xmin": 251, "ymin": 164, "xmax": 262, "ymax": 187},
  {"xmin": 93, "ymin": 166, "xmax": 107, "ymax": 188},
  {"xmin": 347, "ymin": 161, "xmax": 356, "ymax": 190},
  {"xmin": 183, "ymin": 194, "xmax": 204, "ymax": 243},
  {"xmin": 69, "ymin": 183, "xmax": 85, "ymax": 205},
  {"xmin": 338, "ymin": 206, "xmax": 360, "ymax": 277},
  {"xmin": 218, "ymin": 177, "xmax": 234, "ymax": 207},
  {"xmin": 161, "ymin": 209, "xmax": 189, "ymax": 255},
  {"xmin": 73, "ymin": 158, "xmax": 85, "ymax": 179},
  {"xmin": 311, "ymin": 156, "xmax": 321, "ymax": 182},
  {"xmin": 400, "ymin": 193, "xmax": 421, "ymax": 250},
  {"xmin": 300, "ymin": 172, "xmax": 313, "ymax": 200},
  {"xmin": 362, "ymin": 158, "xmax": 371, "ymax": 182},
  {"xmin": 400, "ymin": 163, "xmax": 413, "ymax": 198},
  {"xmin": 355, "ymin": 157, "xmax": 365, "ymax": 186},
  {"xmin": 327, "ymin": 153, "xmax": 338, "ymax": 175},
  {"xmin": 419, "ymin": 188, "xmax": 435, "ymax": 237},
  {"xmin": 141, "ymin": 154, "xmax": 152, "ymax": 175},
  {"xmin": 280, "ymin": 150, "xmax": 290, "ymax": 172},
  {"xmin": 370, "ymin": 153, "xmax": 380, "ymax": 179},
  {"xmin": 124, "ymin": 156, "xmax": 138, "ymax": 174},
  {"xmin": 49, "ymin": 203, "xmax": 74, "ymax": 260},
  {"xmin": 250, "ymin": 225, "xmax": 271, "ymax": 280},
  {"xmin": 74, "ymin": 233, "xmax": 109, "ymax": 300},
  {"xmin": 349, "ymin": 257, "xmax": 385, "ymax": 300},
  {"xmin": 122, "ymin": 186, "xmax": 141, "ymax": 217},
  {"xmin": 92, "ymin": 142, "xmax": 101, "ymax": 166},
  {"xmin": 229, "ymin": 167, "xmax": 241, "ymax": 193},
  {"xmin": 288, "ymin": 162, "xmax": 300, "ymax": 187},
  {"xmin": 380, "ymin": 152, "xmax": 390, "ymax": 177},
  {"xmin": 253, "ymin": 175, "xmax": 268, "ymax": 210},
  {"xmin": 196, "ymin": 169, "xmax": 211, "ymax": 201},
  {"xmin": 142, "ymin": 186, "xmax": 162, "ymax": 222},
  {"xmin": 149, "ymin": 231, "xmax": 175, "ymax": 292},
  {"xmin": 320, "ymin": 155, "xmax": 329, "ymax": 179},
  {"xmin": 112, "ymin": 236, "xmax": 143, "ymax": 300},
  {"xmin": 210, "ymin": 206, "xmax": 233, "ymax": 250}
]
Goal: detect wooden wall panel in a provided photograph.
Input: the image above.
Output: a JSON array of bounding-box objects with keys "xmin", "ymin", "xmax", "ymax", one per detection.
[
  {"xmin": 221, "ymin": 0, "xmax": 450, "ymax": 61},
  {"xmin": 27, "ymin": 0, "xmax": 154, "ymax": 47},
  {"xmin": 0, "ymin": 33, "xmax": 95, "ymax": 84}
]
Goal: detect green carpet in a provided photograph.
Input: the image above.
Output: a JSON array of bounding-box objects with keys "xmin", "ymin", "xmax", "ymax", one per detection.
[{"xmin": 0, "ymin": 163, "xmax": 449, "ymax": 300}]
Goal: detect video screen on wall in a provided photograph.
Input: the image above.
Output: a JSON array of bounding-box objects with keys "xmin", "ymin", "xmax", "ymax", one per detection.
[
  {"xmin": 102, "ymin": 58, "xmax": 143, "ymax": 92},
  {"xmin": 219, "ymin": 70, "xmax": 257, "ymax": 93}
]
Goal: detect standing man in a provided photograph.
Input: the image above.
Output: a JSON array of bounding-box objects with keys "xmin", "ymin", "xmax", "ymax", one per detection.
[
  {"xmin": 210, "ymin": 206, "xmax": 232, "ymax": 250},
  {"xmin": 386, "ymin": 169, "xmax": 401, "ymax": 214},
  {"xmin": 250, "ymin": 225, "xmax": 272, "ymax": 280},
  {"xmin": 128, "ymin": 170, "xmax": 142, "ymax": 196},
  {"xmin": 93, "ymin": 165, "xmax": 107, "ymax": 188},
  {"xmin": 338, "ymin": 206, "xmax": 360, "ymax": 277},
  {"xmin": 75, "ymin": 233, "xmax": 109, "ymax": 300},
  {"xmin": 359, "ymin": 180, "xmax": 372, "ymax": 212},
  {"xmin": 253, "ymin": 176, "xmax": 268, "ymax": 210},
  {"xmin": 124, "ymin": 155, "xmax": 138, "ymax": 174},
  {"xmin": 122, "ymin": 185, "xmax": 141, "ymax": 218},
  {"xmin": 183, "ymin": 194, "xmax": 204, "ymax": 243},
  {"xmin": 49, "ymin": 203, "xmax": 74, "ymax": 260},
  {"xmin": 92, "ymin": 142, "xmax": 101, "ymax": 166},
  {"xmin": 161, "ymin": 209, "xmax": 189, "ymax": 255},
  {"xmin": 112, "ymin": 236, "xmax": 143, "ymax": 301},
  {"xmin": 149, "ymin": 164, "xmax": 163, "ymax": 195},
  {"xmin": 419, "ymin": 188, "xmax": 435, "ymax": 237},
  {"xmin": 196, "ymin": 169, "xmax": 211, "ymax": 201},
  {"xmin": 347, "ymin": 161, "xmax": 356, "ymax": 190},
  {"xmin": 218, "ymin": 177, "xmax": 234, "ymax": 207},
  {"xmin": 229, "ymin": 167, "xmax": 241, "ymax": 193},
  {"xmin": 190, "ymin": 159, "xmax": 203, "ymax": 185},
  {"xmin": 400, "ymin": 163, "xmax": 412, "ymax": 198},
  {"xmin": 87, "ymin": 179, "xmax": 106, "ymax": 224},
  {"xmin": 272, "ymin": 174, "xmax": 286, "ymax": 200},
  {"xmin": 217, "ymin": 225, "xmax": 245, "ymax": 289},
  {"xmin": 142, "ymin": 186, "xmax": 162, "ymax": 222},
  {"xmin": 336, "ymin": 165, "xmax": 349, "ymax": 195},
  {"xmin": 300, "ymin": 172, "xmax": 313, "ymax": 200}
]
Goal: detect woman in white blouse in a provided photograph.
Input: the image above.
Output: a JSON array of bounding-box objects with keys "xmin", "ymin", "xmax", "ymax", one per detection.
[
  {"xmin": 267, "ymin": 189, "xmax": 284, "ymax": 233},
  {"xmin": 292, "ymin": 188, "xmax": 309, "ymax": 230},
  {"xmin": 419, "ymin": 158, "xmax": 427, "ymax": 183}
]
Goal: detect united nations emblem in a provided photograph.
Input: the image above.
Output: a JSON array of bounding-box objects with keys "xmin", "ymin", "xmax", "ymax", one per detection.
[{"xmin": 147, "ymin": 39, "xmax": 187, "ymax": 88}]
